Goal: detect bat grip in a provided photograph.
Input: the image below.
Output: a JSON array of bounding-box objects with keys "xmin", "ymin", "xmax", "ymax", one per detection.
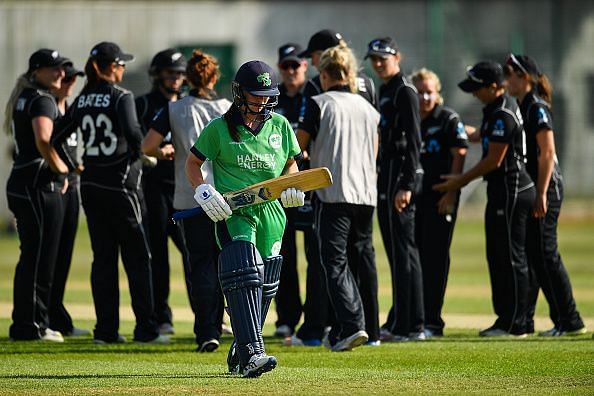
[{"xmin": 171, "ymin": 207, "xmax": 204, "ymax": 222}]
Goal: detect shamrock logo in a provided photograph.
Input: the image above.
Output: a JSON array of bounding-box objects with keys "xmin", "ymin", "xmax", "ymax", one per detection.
[{"xmin": 257, "ymin": 72, "xmax": 272, "ymax": 87}]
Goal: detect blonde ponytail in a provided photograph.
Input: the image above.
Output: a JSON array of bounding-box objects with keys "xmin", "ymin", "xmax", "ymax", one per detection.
[
  {"xmin": 4, "ymin": 74, "xmax": 36, "ymax": 135},
  {"xmin": 318, "ymin": 45, "xmax": 358, "ymax": 93}
]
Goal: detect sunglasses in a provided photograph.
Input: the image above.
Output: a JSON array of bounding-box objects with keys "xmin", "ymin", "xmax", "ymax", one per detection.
[
  {"xmin": 62, "ymin": 75, "xmax": 76, "ymax": 84},
  {"xmin": 280, "ymin": 61, "xmax": 301, "ymax": 71}
]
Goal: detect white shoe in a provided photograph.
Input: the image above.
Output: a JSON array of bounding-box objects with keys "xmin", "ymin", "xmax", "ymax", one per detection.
[
  {"xmin": 197, "ymin": 338, "xmax": 219, "ymax": 352},
  {"xmin": 423, "ymin": 328, "xmax": 443, "ymax": 338},
  {"xmin": 136, "ymin": 334, "xmax": 170, "ymax": 344},
  {"xmin": 283, "ymin": 335, "xmax": 322, "ymax": 347},
  {"xmin": 365, "ymin": 340, "xmax": 381, "ymax": 346},
  {"xmin": 158, "ymin": 323, "xmax": 175, "ymax": 335},
  {"xmin": 41, "ymin": 329, "xmax": 64, "ymax": 343},
  {"xmin": 67, "ymin": 327, "xmax": 91, "ymax": 337},
  {"xmin": 538, "ymin": 327, "xmax": 559, "ymax": 337},
  {"xmin": 539, "ymin": 326, "xmax": 587, "ymax": 337},
  {"xmin": 331, "ymin": 330, "xmax": 369, "ymax": 352},
  {"xmin": 389, "ymin": 335, "xmax": 410, "ymax": 343},
  {"xmin": 274, "ymin": 325, "xmax": 292, "ymax": 337},
  {"xmin": 408, "ymin": 331, "xmax": 426, "ymax": 341},
  {"xmin": 221, "ymin": 323, "xmax": 233, "ymax": 335},
  {"xmin": 242, "ymin": 354, "xmax": 277, "ymax": 378}
]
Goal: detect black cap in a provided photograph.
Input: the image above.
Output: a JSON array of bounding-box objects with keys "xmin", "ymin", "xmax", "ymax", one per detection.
[
  {"xmin": 28, "ymin": 49, "xmax": 68, "ymax": 72},
  {"xmin": 234, "ymin": 60, "xmax": 280, "ymax": 96},
  {"xmin": 62, "ymin": 60, "xmax": 84, "ymax": 78},
  {"xmin": 299, "ymin": 29, "xmax": 343, "ymax": 58},
  {"xmin": 458, "ymin": 61, "xmax": 504, "ymax": 92},
  {"xmin": 505, "ymin": 54, "xmax": 542, "ymax": 77},
  {"xmin": 278, "ymin": 43, "xmax": 303, "ymax": 64},
  {"xmin": 90, "ymin": 42, "xmax": 134, "ymax": 64},
  {"xmin": 365, "ymin": 37, "xmax": 399, "ymax": 59},
  {"xmin": 150, "ymin": 48, "xmax": 187, "ymax": 74}
]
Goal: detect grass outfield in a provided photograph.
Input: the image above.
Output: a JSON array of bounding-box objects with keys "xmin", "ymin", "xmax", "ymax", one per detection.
[{"xmin": 0, "ymin": 206, "xmax": 593, "ymax": 394}]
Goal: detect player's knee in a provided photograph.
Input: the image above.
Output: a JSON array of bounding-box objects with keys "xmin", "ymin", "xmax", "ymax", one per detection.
[
  {"xmin": 218, "ymin": 241, "xmax": 264, "ymax": 293},
  {"xmin": 262, "ymin": 255, "xmax": 283, "ymax": 298}
]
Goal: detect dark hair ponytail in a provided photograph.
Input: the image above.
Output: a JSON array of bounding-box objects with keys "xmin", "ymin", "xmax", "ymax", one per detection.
[
  {"xmin": 82, "ymin": 58, "xmax": 112, "ymax": 93},
  {"xmin": 535, "ymin": 74, "xmax": 553, "ymax": 106},
  {"xmin": 223, "ymin": 109, "xmax": 241, "ymax": 142}
]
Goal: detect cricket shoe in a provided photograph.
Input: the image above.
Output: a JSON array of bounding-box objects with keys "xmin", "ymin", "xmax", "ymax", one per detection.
[
  {"xmin": 539, "ymin": 326, "xmax": 587, "ymax": 337},
  {"xmin": 242, "ymin": 354, "xmax": 277, "ymax": 378},
  {"xmin": 408, "ymin": 331, "xmax": 426, "ymax": 341},
  {"xmin": 227, "ymin": 342, "xmax": 240, "ymax": 374},
  {"xmin": 274, "ymin": 325, "xmax": 292, "ymax": 337},
  {"xmin": 283, "ymin": 335, "xmax": 322, "ymax": 347},
  {"xmin": 41, "ymin": 329, "xmax": 64, "ymax": 343},
  {"xmin": 66, "ymin": 327, "xmax": 91, "ymax": 337},
  {"xmin": 135, "ymin": 334, "xmax": 171, "ymax": 344},
  {"xmin": 93, "ymin": 334, "xmax": 127, "ymax": 344},
  {"xmin": 379, "ymin": 328, "xmax": 395, "ymax": 342},
  {"xmin": 479, "ymin": 326, "xmax": 527, "ymax": 338},
  {"xmin": 331, "ymin": 330, "xmax": 369, "ymax": 352},
  {"xmin": 158, "ymin": 323, "xmax": 175, "ymax": 335},
  {"xmin": 197, "ymin": 338, "xmax": 219, "ymax": 352},
  {"xmin": 423, "ymin": 328, "xmax": 443, "ymax": 338}
]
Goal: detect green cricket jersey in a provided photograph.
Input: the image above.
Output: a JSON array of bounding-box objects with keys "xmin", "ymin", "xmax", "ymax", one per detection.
[{"xmin": 193, "ymin": 112, "xmax": 301, "ymax": 194}]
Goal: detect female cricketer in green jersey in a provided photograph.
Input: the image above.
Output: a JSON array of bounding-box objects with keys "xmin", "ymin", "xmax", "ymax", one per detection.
[{"xmin": 185, "ymin": 60, "xmax": 304, "ymax": 378}]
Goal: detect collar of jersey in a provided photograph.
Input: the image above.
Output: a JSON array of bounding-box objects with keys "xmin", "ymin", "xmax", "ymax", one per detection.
[
  {"xmin": 230, "ymin": 105, "xmax": 266, "ymax": 137},
  {"xmin": 326, "ymin": 84, "xmax": 350, "ymax": 93}
]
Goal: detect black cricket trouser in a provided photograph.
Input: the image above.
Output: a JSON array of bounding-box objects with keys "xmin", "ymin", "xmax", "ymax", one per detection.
[
  {"xmin": 315, "ymin": 201, "xmax": 375, "ymax": 341},
  {"xmin": 347, "ymin": 226, "xmax": 380, "ymax": 341},
  {"xmin": 377, "ymin": 162, "xmax": 424, "ymax": 336},
  {"xmin": 144, "ymin": 179, "xmax": 187, "ymax": 326},
  {"xmin": 49, "ymin": 182, "xmax": 79, "ymax": 334},
  {"xmin": 525, "ymin": 180, "xmax": 584, "ymax": 331},
  {"xmin": 295, "ymin": 217, "xmax": 332, "ymax": 341},
  {"xmin": 276, "ymin": 207, "xmax": 302, "ymax": 332},
  {"xmin": 81, "ymin": 184, "xmax": 158, "ymax": 342},
  {"xmin": 485, "ymin": 183, "xmax": 535, "ymax": 335},
  {"xmin": 416, "ymin": 192, "xmax": 458, "ymax": 334},
  {"xmin": 7, "ymin": 184, "xmax": 64, "ymax": 340},
  {"xmin": 178, "ymin": 212, "xmax": 224, "ymax": 343}
]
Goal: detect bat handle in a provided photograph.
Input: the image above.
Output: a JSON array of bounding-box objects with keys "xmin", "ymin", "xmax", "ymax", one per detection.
[{"xmin": 171, "ymin": 207, "xmax": 204, "ymax": 222}]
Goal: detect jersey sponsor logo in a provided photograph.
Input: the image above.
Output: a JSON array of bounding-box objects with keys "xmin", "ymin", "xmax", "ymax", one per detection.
[
  {"xmin": 66, "ymin": 131, "xmax": 78, "ymax": 147},
  {"xmin": 257, "ymin": 72, "xmax": 272, "ymax": 87},
  {"xmin": 77, "ymin": 94, "xmax": 111, "ymax": 108},
  {"xmin": 271, "ymin": 241, "xmax": 282, "ymax": 256},
  {"xmin": 268, "ymin": 133, "xmax": 282, "ymax": 149},
  {"xmin": 492, "ymin": 119, "xmax": 505, "ymax": 137},
  {"xmin": 201, "ymin": 189, "xmax": 212, "ymax": 200},
  {"xmin": 236, "ymin": 153, "xmax": 276, "ymax": 170},
  {"xmin": 456, "ymin": 122, "xmax": 468, "ymax": 139},
  {"xmin": 426, "ymin": 139, "xmax": 441, "ymax": 153},
  {"xmin": 537, "ymin": 107, "xmax": 549, "ymax": 124}
]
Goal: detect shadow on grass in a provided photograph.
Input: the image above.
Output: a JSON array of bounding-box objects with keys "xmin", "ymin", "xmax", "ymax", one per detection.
[{"xmin": 0, "ymin": 373, "xmax": 239, "ymax": 380}]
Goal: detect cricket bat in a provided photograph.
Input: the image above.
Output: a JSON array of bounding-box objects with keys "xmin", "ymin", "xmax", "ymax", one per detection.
[{"xmin": 172, "ymin": 167, "xmax": 333, "ymax": 221}]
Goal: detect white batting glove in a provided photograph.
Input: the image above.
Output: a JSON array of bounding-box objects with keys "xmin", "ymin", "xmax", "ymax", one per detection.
[
  {"xmin": 280, "ymin": 188, "xmax": 305, "ymax": 208},
  {"xmin": 194, "ymin": 184, "xmax": 232, "ymax": 222}
]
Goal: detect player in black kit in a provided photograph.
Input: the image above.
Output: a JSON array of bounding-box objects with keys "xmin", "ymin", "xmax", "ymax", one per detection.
[
  {"xmin": 5, "ymin": 48, "xmax": 69, "ymax": 342},
  {"xmin": 411, "ymin": 68, "xmax": 468, "ymax": 337},
  {"xmin": 435, "ymin": 61, "xmax": 535, "ymax": 337},
  {"xmin": 136, "ymin": 49, "xmax": 188, "ymax": 335},
  {"xmin": 54, "ymin": 42, "xmax": 167, "ymax": 344},
  {"xmin": 504, "ymin": 54, "xmax": 586, "ymax": 336},
  {"xmin": 367, "ymin": 37, "xmax": 424, "ymax": 342}
]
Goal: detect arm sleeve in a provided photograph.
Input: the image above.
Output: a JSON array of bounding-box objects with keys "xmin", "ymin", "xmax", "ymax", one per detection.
[
  {"xmin": 446, "ymin": 115, "xmax": 469, "ymax": 149},
  {"xmin": 531, "ymin": 103, "xmax": 554, "ymax": 133},
  {"xmin": 148, "ymin": 106, "xmax": 171, "ymax": 137},
  {"xmin": 395, "ymin": 86, "xmax": 422, "ymax": 191},
  {"xmin": 117, "ymin": 92, "xmax": 144, "ymax": 157},
  {"xmin": 486, "ymin": 111, "xmax": 515, "ymax": 144},
  {"xmin": 29, "ymin": 95, "xmax": 57, "ymax": 119},
  {"xmin": 193, "ymin": 122, "xmax": 220, "ymax": 161},
  {"xmin": 297, "ymin": 97, "xmax": 321, "ymax": 139}
]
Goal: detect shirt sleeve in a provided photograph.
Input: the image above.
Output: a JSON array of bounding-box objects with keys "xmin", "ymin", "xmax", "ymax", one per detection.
[
  {"xmin": 193, "ymin": 121, "xmax": 220, "ymax": 161},
  {"xmin": 297, "ymin": 97, "xmax": 321, "ymax": 139},
  {"xmin": 395, "ymin": 85, "xmax": 422, "ymax": 191},
  {"xmin": 530, "ymin": 102, "xmax": 554, "ymax": 133},
  {"xmin": 116, "ymin": 92, "xmax": 144, "ymax": 157},
  {"xmin": 446, "ymin": 115, "xmax": 469, "ymax": 149},
  {"xmin": 29, "ymin": 95, "xmax": 57, "ymax": 120},
  {"xmin": 149, "ymin": 106, "xmax": 171, "ymax": 137},
  {"xmin": 486, "ymin": 111, "xmax": 515, "ymax": 144}
]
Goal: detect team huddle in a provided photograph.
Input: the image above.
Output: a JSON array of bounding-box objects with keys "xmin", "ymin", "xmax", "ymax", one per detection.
[{"xmin": 4, "ymin": 28, "xmax": 586, "ymax": 378}]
